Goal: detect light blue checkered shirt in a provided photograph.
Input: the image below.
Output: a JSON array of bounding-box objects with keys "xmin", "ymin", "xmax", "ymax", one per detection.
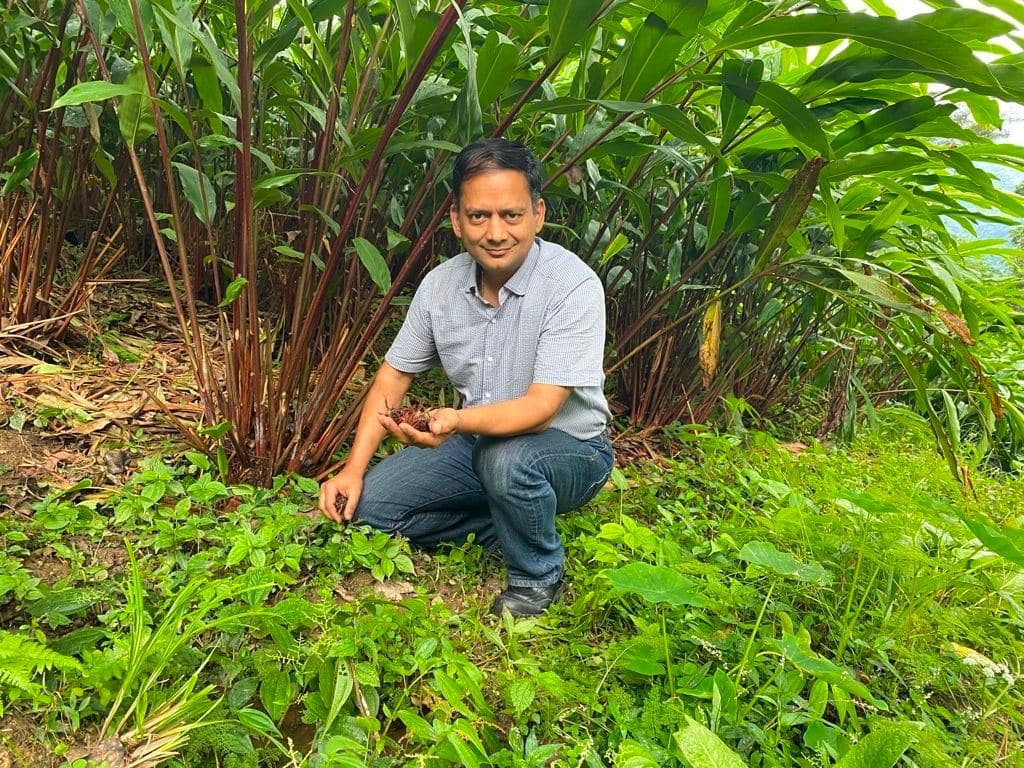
[{"xmin": 386, "ymin": 238, "xmax": 611, "ymax": 440}]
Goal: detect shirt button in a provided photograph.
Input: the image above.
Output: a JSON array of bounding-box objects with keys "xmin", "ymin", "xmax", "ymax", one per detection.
[
  {"xmin": 489, "ymin": 318, "xmax": 496, "ymax": 324},
  {"xmin": 486, "ymin": 356, "xmax": 493, "ymax": 362},
  {"xmin": 484, "ymin": 392, "xmax": 491, "ymax": 398}
]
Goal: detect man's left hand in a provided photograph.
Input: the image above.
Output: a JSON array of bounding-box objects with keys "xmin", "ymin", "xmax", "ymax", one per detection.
[{"xmin": 377, "ymin": 407, "xmax": 460, "ymax": 448}]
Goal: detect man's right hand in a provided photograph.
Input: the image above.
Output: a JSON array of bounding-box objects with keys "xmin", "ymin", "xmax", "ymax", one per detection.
[{"xmin": 319, "ymin": 471, "xmax": 363, "ymax": 523}]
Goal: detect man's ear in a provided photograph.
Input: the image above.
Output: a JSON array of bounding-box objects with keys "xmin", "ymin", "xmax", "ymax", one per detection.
[
  {"xmin": 534, "ymin": 198, "xmax": 546, "ymax": 232},
  {"xmin": 449, "ymin": 206, "xmax": 462, "ymax": 239}
]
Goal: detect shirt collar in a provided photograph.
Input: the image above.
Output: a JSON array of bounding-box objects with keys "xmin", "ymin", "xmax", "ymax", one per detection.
[
  {"xmin": 503, "ymin": 238, "xmax": 542, "ymax": 297},
  {"xmin": 460, "ymin": 238, "xmax": 544, "ymax": 298}
]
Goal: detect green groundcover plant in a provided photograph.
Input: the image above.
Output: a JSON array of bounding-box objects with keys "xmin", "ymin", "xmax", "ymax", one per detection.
[{"xmin": 1, "ymin": 407, "xmax": 1022, "ymax": 766}]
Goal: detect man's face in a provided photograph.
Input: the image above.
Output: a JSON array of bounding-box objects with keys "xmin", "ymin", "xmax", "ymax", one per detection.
[{"xmin": 450, "ymin": 169, "xmax": 545, "ymax": 285}]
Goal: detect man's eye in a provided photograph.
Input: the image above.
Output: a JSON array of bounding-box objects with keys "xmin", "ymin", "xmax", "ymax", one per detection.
[
  {"xmin": 469, "ymin": 214, "xmax": 486, "ymax": 222},
  {"xmin": 505, "ymin": 213, "xmax": 522, "ymax": 221}
]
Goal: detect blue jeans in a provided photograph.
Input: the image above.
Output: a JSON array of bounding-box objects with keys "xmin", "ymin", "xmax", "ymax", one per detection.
[{"xmin": 354, "ymin": 430, "xmax": 614, "ymax": 587}]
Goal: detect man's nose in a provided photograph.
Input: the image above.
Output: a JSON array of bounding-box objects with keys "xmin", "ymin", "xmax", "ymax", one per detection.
[{"xmin": 485, "ymin": 216, "xmax": 508, "ymax": 242}]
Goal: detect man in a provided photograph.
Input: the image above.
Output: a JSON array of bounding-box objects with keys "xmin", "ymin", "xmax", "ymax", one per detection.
[{"xmin": 318, "ymin": 139, "xmax": 613, "ymax": 616}]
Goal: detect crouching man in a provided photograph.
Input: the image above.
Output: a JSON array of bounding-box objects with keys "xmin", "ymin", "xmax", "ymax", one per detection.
[{"xmin": 319, "ymin": 138, "xmax": 613, "ymax": 616}]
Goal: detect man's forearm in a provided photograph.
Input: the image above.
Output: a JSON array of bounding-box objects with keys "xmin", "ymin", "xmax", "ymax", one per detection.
[
  {"xmin": 344, "ymin": 363, "xmax": 414, "ymax": 474},
  {"xmin": 454, "ymin": 384, "xmax": 569, "ymax": 438}
]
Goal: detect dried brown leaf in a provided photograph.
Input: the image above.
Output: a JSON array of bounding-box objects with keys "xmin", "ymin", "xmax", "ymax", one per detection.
[
  {"xmin": 699, "ymin": 298, "xmax": 722, "ymax": 389},
  {"xmin": 937, "ymin": 310, "xmax": 976, "ymax": 345}
]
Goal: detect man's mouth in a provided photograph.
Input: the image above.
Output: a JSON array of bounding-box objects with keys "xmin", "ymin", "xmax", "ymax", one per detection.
[{"xmin": 485, "ymin": 248, "xmax": 510, "ymax": 257}]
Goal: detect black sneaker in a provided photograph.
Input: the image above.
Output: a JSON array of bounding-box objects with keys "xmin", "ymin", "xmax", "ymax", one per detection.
[{"xmin": 490, "ymin": 580, "xmax": 565, "ymax": 617}]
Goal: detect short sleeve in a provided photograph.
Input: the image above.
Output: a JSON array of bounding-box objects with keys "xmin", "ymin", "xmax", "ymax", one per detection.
[
  {"xmin": 385, "ymin": 280, "xmax": 440, "ymax": 374},
  {"xmin": 533, "ymin": 276, "xmax": 606, "ymax": 387}
]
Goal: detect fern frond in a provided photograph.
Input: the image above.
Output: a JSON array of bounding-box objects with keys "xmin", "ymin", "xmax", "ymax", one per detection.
[
  {"xmin": 0, "ymin": 630, "xmax": 83, "ymax": 680},
  {"xmin": 0, "ymin": 666, "xmax": 36, "ymax": 693}
]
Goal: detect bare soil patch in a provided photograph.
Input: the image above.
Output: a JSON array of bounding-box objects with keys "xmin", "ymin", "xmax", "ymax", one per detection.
[{"xmin": 0, "ymin": 715, "xmax": 59, "ymax": 768}]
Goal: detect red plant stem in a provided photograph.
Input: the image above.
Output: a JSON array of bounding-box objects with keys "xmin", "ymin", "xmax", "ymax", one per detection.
[
  {"xmin": 233, "ymin": 0, "xmax": 263, "ymax": 449},
  {"xmin": 291, "ymin": 0, "xmax": 357, "ymax": 344},
  {"xmin": 278, "ymin": 2, "xmax": 464, "ymax": 407},
  {"xmin": 75, "ymin": 0, "xmax": 217, "ymax": 431},
  {"xmin": 127, "ymin": 0, "xmax": 214, "ymax": 394},
  {"xmin": 15, "ymin": 2, "xmax": 72, "ymax": 323}
]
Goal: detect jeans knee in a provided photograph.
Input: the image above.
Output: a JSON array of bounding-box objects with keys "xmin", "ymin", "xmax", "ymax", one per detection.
[
  {"xmin": 353, "ymin": 496, "xmax": 401, "ymax": 535},
  {"xmin": 472, "ymin": 437, "xmax": 514, "ymax": 496},
  {"xmin": 473, "ymin": 436, "xmax": 545, "ymax": 499}
]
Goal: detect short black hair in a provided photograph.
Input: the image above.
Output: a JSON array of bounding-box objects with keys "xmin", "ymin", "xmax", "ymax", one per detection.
[{"xmin": 451, "ymin": 139, "xmax": 543, "ymax": 207}]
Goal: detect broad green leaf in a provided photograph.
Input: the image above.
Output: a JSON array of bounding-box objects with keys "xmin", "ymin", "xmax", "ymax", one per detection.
[
  {"xmin": 706, "ymin": 162, "xmax": 730, "ymax": 246},
  {"xmin": 452, "ymin": 2, "xmax": 482, "ymax": 143},
  {"xmin": 323, "ymin": 663, "xmax": 353, "ymax": 733},
  {"xmin": 548, "ymin": 0, "xmax": 604, "ymax": 64},
  {"xmin": 838, "ymin": 269, "xmax": 920, "ymax": 313},
  {"xmin": 818, "ymin": 175, "xmax": 845, "ymax": 251},
  {"xmin": 738, "ymin": 540, "xmax": 831, "ymax": 583},
  {"xmin": 803, "ymin": 50, "xmax": 925, "ymax": 92},
  {"xmin": 822, "ymin": 150, "xmax": 930, "ymax": 182},
  {"xmin": 832, "ymin": 97, "xmax": 951, "ymax": 157},
  {"xmin": 352, "ymin": 238, "xmax": 392, "ymax": 294},
  {"xmin": 2, "ymin": 149, "xmax": 39, "ymax": 195},
  {"xmin": 220, "ymin": 277, "xmax": 249, "ymax": 307},
  {"xmin": 273, "ymin": 245, "xmax": 305, "ymax": 261},
  {"xmin": 285, "ymin": 0, "xmax": 330, "ymax": 76},
  {"xmin": 191, "ymin": 63, "xmax": 224, "ymax": 133},
  {"xmin": 260, "ymin": 670, "xmax": 293, "ymax": 722},
  {"xmin": 508, "ymin": 679, "xmax": 535, "ymax": 714},
  {"xmin": 753, "ymin": 81, "xmax": 830, "ymax": 158},
  {"xmin": 911, "ymin": 7, "xmax": 1012, "ymax": 44},
  {"xmin": 942, "ymin": 390, "xmax": 961, "ymax": 452},
  {"xmin": 237, "ymin": 707, "xmax": 281, "ymax": 737},
  {"xmin": 834, "ymin": 722, "xmax": 914, "ymax": 768},
  {"xmin": 605, "ymin": 563, "xmax": 706, "ymax": 607},
  {"xmin": 446, "ymin": 731, "xmax": 482, "ymax": 768},
  {"xmin": 117, "ymin": 67, "xmax": 156, "ymax": 149},
  {"xmin": 397, "ymin": 709, "xmax": 434, "ymax": 741},
  {"xmin": 587, "ymin": 99, "xmax": 717, "ymax": 154},
  {"xmin": 720, "ymin": 57, "xmax": 763, "ymax": 145},
  {"xmin": 808, "ymin": 679, "xmax": 828, "ymax": 719},
  {"xmin": 620, "ymin": 2, "xmax": 706, "ymax": 101},
  {"xmin": 960, "ymin": 514, "xmax": 1024, "ymax": 568},
  {"xmin": 152, "ymin": 0, "xmax": 193, "ymax": 78},
  {"xmin": 673, "ymin": 717, "xmax": 747, "ymax": 768},
  {"xmin": 173, "ymin": 162, "xmax": 216, "ymax": 225},
  {"xmin": 476, "ymin": 31, "xmax": 517, "ymax": 109},
  {"xmin": 52, "ymin": 81, "xmax": 138, "ymax": 109},
  {"xmin": 601, "ymin": 233, "xmax": 629, "ymax": 264},
  {"xmin": 394, "ymin": 0, "xmax": 418, "ymax": 67},
  {"xmin": 385, "ymin": 138, "xmax": 462, "ymax": 158},
  {"xmin": 645, "ymin": 104, "xmax": 718, "ymax": 154},
  {"xmin": 849, "ymin": 195, "xmax": 908, "ymax": 259},
  {"xmin": 254, "ymin": 171, "xmax": 302, "ymax": 190},
  {"xmin": 617, "ymin": 741, "xmax": 662, "ymax": 768},
  {"xmin": 406, "ymin": 10, "xmax": 442, "ymax": 73},
  {"xmin": 981, "ymin": 0, "xmax": 1024, "ymax": 27},
  {"xmin": 730, "ymin": 192, "xmax": 770, "ymax": 237},
  {"xmin": 719, "ymin": 13, "xmax": 998, "ymax": 90},
  {"xmin": 193, "ymin": 28, "xmax": 242, "ymax": 113},
  {"xmin": 620, "ymin": 645, "xmax": 666, "ymax": 676},
  {"xmin": 107, "ymin": 0, "xmax": 155, "ymax": 49},
  {"xmin": 771, "ymin": 633, "xmax": 874, "ymax": 701}
]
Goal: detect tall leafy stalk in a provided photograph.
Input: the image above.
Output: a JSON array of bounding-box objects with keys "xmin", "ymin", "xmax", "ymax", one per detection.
[{"xmin": 30, "ymin": 0, "xmax": 1024, "ymax": 481}]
